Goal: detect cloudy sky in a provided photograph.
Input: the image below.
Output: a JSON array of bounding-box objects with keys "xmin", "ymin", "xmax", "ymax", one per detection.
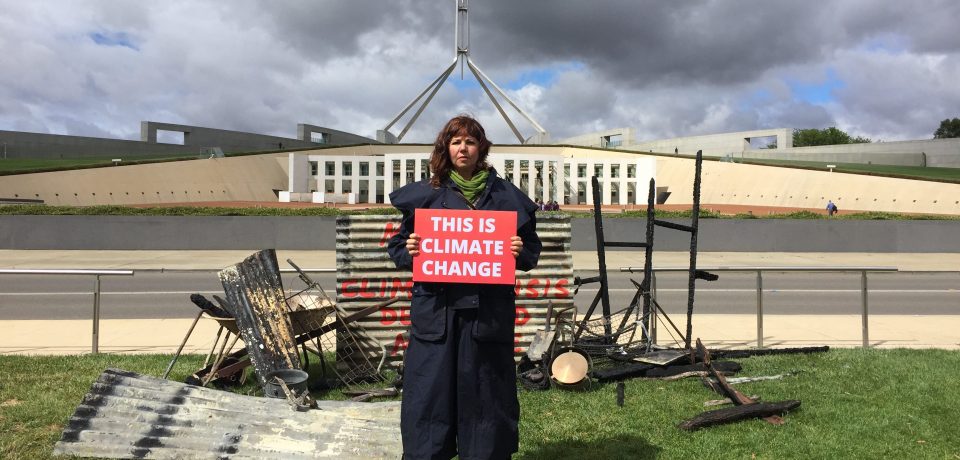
[{"xmin": 2, "ymin": 0, "xmax": 959, "ymax": 145}]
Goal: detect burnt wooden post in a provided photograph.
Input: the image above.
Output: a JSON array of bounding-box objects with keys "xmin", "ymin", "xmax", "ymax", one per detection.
[{"xmin": 684, "ymin": 150, "xmax": 703, "ymax": 349}]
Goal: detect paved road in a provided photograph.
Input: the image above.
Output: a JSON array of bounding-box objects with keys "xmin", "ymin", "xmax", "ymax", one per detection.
[{"xmin": 1, "ymin": 270, "xmax": 956, "ymax": 320}]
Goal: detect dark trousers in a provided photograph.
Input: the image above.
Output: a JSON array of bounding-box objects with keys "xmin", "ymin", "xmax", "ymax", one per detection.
[{"xmin": 401, "ymin": 308, "xmax": 519, "ymax": 460}]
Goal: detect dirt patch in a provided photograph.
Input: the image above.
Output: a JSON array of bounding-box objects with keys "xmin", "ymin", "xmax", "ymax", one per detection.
[{"xmin": 1, "ymin": 399, "xmax": 21, "ymax": 408}]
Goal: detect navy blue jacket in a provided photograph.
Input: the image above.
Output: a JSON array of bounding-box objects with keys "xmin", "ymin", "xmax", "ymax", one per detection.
[{"xmin": 387, "ymin": 168, "xmax": 541, "ymax": 343}]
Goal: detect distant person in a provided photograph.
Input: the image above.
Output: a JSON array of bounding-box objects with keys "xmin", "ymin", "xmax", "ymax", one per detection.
[
  {"xmin": 674, "ymin": 147, "xmax": 679, "ymax": 155},
  {"xmin": 826, "ymin": 200, "xmax": 838, "ymax": 216}
]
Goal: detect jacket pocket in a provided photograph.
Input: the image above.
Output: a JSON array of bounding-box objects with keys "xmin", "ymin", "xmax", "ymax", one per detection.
[
  {"xmin": 409, "ymin": 285, "xmax": 446, "ymax": 341},
  {"xmin": 472, "ymin": 290, "xmax": 517, "ymax": 343}
]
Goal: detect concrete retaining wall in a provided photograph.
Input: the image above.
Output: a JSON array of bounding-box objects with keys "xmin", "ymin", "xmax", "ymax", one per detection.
[
  {"xmin": 0, "ymin": 154, "xmax": 290, "ymax": 206},
  {"xmin": 2, "ymin": 215, "xmax": 957, "ymax": 252},
  {"xmin": 654, "ymin": 156, "xmax": 960, "ymax": 215}
]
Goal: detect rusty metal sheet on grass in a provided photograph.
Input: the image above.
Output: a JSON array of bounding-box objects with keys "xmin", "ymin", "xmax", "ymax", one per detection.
[
  {"xmin": 53, "ymin": 368, "xmax": 401, "ymax": 459},
  {"xmin": 335, "ymin": 214, "xmax": 574, "ymax": 363},
  {"xmin": 218, "ymin": 249, "xmax": 301, "ymax": 389}
]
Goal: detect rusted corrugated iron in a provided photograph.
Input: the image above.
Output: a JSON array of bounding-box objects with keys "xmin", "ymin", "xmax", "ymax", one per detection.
[
  {"xmin": 335, "ymin": 213, "xmax": 574, "ymax": 363},
  {"xmin": 53, "ymin": 368, "xmax": 401, "ymax": 459},
  {"xmin": 218, "ymin": 249, "xmax": 301, "ymax": 389}
]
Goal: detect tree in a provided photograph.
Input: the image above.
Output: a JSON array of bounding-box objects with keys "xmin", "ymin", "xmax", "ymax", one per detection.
[
  {"xmin": 792, "ymin": 127, "xmax": 872, "ymax": 147},
  {"xmin": 934, "ymin": 118, "xmax": 960, "ymax": 139}
]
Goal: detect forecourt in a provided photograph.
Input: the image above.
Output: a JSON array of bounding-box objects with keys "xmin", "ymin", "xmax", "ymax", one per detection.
[{"xmin": 1, "ymin": 250, "xmax": 957, "ymax": 354}]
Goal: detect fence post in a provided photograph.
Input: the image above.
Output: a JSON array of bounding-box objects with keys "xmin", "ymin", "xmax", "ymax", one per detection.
[
  {"xmin": 92, "ymin": 275, "xmax": 101, "ymax": 354},
  {"xmin": 861, "ymin": 270, "xmax": 869, "ymax": 348},
  {"xmin": 756, "ymin": 270, "xmax": 764, "ymax": 348}
]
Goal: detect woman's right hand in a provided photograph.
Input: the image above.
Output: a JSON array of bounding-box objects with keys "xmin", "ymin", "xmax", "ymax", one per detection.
[{"xmin": 406, "ymin": 233, "xmax": 422, "ymax": 257}]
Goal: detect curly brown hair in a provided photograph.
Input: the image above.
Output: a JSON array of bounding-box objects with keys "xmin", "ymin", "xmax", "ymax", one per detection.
[{"xmin": 429, "ymin": 115, "xmax": 492, "ymax": 187}]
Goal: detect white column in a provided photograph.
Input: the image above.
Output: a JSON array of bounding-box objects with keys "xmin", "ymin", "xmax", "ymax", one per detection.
[
  {"xmin": 556, "ymin": 159, "xmax": 566, "ymax": 204},
  {"xmin": 384, "ymin": 157, "xmax": 394, "ymax": 203},
  {"xmin": 602, "ymin": 163, "xmax": 612, "ymax": 205},
  {"xmin": 491, "ymin": 157, "xmax": 505, "ymax": 177},
  {"xmin": 526, "ymin": 161, "xmax": 535, "ymax": 198},
  {"xmin": 618, "ymin": 161, "xmax": 627, "ymax": 205},
  {"xmin": 352, "ymin": 160, "xmax": 360, "ymax": 201},
  {"xmin": 585, "ymin": 162, "xmax": 594, "ymax": 205},
  {"xmin": 542, "ymin": 160, "xmax": 550, "ymax": 203},
  {"xmin": 513, "ymin": 159, "xmax": 521, "ymax": 188},
  {"xmin": 334, "ymin": 159, "xmax": 343, "ymax": 194}
]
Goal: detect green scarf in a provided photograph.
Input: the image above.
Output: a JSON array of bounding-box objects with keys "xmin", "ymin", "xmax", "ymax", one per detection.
[{"xmin": 449, "ymin": 168, "xmax": 489, "ymax": 203}]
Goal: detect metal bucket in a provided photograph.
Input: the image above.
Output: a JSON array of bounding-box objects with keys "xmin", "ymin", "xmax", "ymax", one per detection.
[{"xmin": 263, "ymin": 369, "xmax": 310, "ymax": 398}]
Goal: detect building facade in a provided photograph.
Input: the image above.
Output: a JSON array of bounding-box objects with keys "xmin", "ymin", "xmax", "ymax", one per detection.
[{"xmin": 282, "ymin": 146, "xmax": 657, "ymax": 206}]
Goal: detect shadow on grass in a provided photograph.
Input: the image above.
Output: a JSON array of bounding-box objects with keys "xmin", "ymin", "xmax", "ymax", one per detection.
[{"xmin": 520, "ymin": 433, "xmax": 661, "ymax": 460}]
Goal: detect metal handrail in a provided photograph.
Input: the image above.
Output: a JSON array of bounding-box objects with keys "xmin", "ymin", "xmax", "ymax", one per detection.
[
  {"xmin": 0, "ymin": 267, "xmax": 332, "ymax": 354},
  {"xmin": 134, "ymin": 268, "xmax": 337, "ymax": 273},
  {"xmin": 620, "ymin": 265, "xmax": 900, "ymax": 348},
  {"xmin": 0, "ymin": 269, "xmax": 135, "ymax": 354}
]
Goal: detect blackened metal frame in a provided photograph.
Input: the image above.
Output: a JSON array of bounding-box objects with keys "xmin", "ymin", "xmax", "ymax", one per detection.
[{"xmin": 574, "ymin": 150, "xmax": 715, "ymax": 350}]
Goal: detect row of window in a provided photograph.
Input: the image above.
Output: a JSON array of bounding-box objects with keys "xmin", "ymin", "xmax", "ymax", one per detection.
[
  {"xmin": 310, "ymin": 159, "xmax": 640, "ymax": 180},
  {"xmin": 311, "ymin": 160, "xmax": 432, "ymax": 178},
  {"xmin": 319, "ymin": 177, "xmax": 640, "ymax": 206}
]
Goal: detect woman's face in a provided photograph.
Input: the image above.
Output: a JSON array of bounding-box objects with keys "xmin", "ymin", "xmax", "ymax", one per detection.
[{"xmin": 448, "ymin": 132, "xmax": 480, "ymax": 178}]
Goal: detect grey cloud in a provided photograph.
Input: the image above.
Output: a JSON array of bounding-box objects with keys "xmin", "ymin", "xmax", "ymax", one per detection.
[{"xmin": 1, "ymin": 0, "xmax": 959, "ymax": 145}]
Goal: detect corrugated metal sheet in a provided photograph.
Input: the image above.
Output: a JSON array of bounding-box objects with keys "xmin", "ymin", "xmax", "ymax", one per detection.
[
  {"xmin": 336, "ymin": 214, "xmax": 574, "ymax": 363},
  {"xmin": 218, "ymin": 249, "xmax": 301, "ymax": 389},
  {"xmin": 53, "ymin": 368, "xmax": 401, "ymax": 459}
]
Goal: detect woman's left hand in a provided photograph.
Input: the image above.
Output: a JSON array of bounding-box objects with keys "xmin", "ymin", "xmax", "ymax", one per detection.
[{"xmin": 510, "ymin": 236, "xmax": 523, "ymax": 258}]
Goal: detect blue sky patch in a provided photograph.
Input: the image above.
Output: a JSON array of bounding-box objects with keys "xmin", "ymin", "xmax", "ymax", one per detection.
[
  {"xmin": 89, "ymin": 31, "xmax": 139, "ymax": 51},
  {"xmin": 504, "ymin": 61, "xmax": 584, "ymax": 90},
  {"xmin": 787, "ymin": 68, "xmax": 844, "ymax": 104},
  {"xmin": 738, "ymin": 88, "xmax": 773, "ymax": 111},
  {"xmin": 447, "ymin": 61, "xmax": 584, "ymax": 92},
  {"xmin": 861, "ymin": 33, "xmax": 910, "ymax": 54}
]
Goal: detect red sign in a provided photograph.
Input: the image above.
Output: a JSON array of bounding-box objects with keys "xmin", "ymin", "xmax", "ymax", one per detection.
[{"xmin": 413, "ymin": 208, "xmax": 517, "ymax": 285}]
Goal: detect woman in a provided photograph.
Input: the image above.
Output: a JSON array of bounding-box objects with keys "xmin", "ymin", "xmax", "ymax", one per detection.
[{"xmin": 387, "ymin": 115, "xmax": 541, "ymax": 459}]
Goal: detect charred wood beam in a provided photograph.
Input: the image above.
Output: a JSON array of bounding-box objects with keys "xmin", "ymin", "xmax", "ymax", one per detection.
[
  {"xmin": 615, "ymin": 281, "xmax": 644, "ymax": 341},
  {"xmin": 641, "ymin": 178, "xmax": 656, "ymax": 343},
  {"xmin": 605, "ymin": 242, "xmax": 649, "ymax": 248},
  {"xmin": 684, "ymin": 150, "xmax": 704, "ymax": 349},
  {"xmin": 593, "ymin": 360, "xmax": 741, "ymax": 382},
  {"xmin": 653, "ymin": 220, "xmax": 694, "ymax": 233},
  {"xmin": 678, "ymin": 400, "xmax": 801, "ymax": 431},
  {"xmin": 695, "ymin": 270, "xmax": 719, "ymax": 281},
  {"xmin": 697, "ymin": 339, "xmax": 785, "ymax": 425},
  {"xmin": 710, "ymin": 346, "xmax": 829, "ymax": 359},
  {"xmin": 576, "ymin": 275, "xmax": 601, "ymax": 285},
  {"xmin": 574, "ymin": 290, "xmax": 603, "ymax": 341},
  {"xmin": 590, "ymin": 175, "xmax": 614, "ymax": 338}
]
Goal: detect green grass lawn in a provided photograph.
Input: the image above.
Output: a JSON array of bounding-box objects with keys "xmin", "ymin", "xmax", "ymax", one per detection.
[
  {"xmin": 2, "ymin": 349, "xmax": 959, "ymax": 459},
  {"xmin": 0, "ymin": 158, "xmax": 112, "ymax": 172},
  {"xmin": 0, "ymin": 154, "xmax": 201, "ymax": 175},
  {"xmin": 739, "ymin": 158, "xmax": 960, "ymax": 183}
]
